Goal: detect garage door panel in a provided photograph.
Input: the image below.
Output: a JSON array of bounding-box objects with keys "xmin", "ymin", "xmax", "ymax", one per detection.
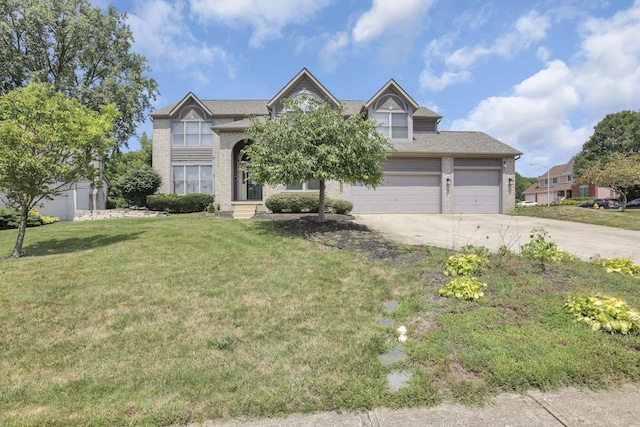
[
  {"xmin": 453, "ymin": 170, "xmax": 500, "ymax": 214},
  {"xmin": 350, "ymin": 174, "xmax": 441, "ymax": 214}
]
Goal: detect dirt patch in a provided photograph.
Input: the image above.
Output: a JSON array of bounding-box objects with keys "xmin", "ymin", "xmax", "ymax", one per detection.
[{"xmin": 256, "ymin": 213, "xmax": 433, "ymax": 264}]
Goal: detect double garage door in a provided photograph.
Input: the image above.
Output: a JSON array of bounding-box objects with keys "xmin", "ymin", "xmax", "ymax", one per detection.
[
  {"xmin": 349, "ymin": 157, "xmax": 502, "ymax": 214},
  {"xmin": 350, "ymin": 174, "xmax": 441, "ymax": 214}
]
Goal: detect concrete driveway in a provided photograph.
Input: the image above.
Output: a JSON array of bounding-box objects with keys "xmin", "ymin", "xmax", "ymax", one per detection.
[{"xmin": 354, "ymin": 214, "xmax": 640, "ymax": 264}]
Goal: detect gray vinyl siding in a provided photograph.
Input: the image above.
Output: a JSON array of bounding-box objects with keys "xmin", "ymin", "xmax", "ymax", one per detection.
[
  {"xmin": 414, "ymin": 120, "xmax": 438, "ymax": 133},
  {"xmin": 171, "ymin": 147, "xmax": 214, "ymax": 163}
]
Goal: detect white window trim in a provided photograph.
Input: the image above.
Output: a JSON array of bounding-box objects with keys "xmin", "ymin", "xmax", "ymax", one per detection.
[
  {"xmin": 172, "ymin": 165, "xmax": 213, "ymax": 195},
  {"xmin": 370, "ymin": 94, "xmax": 412, "ymax": 141}
]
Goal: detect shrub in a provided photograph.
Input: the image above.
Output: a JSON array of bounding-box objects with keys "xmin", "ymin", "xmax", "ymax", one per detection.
[
  {"xmin": 265, "ymin": 193, "xmax": 352, "ymax": 214},
  {"xmin": 326, "ymin": 198, "xmax": 353, "ymax": 214},
  {"xmin": 146, "ymin": 193, "xmax": 214, "ymax": 213},
  {"xmin": 444, "ymin": 253, "xmax": 489, "ymax": 277},
  {"xmin": 106, "ymin": 197, "xmax": 128, "ymax": 209},
  {"xmin": 594, "ymin": 258, "xmax": 640, "ymax": 277},
  {"xmin": 0, "ymin": 207, "xmax": 59, "ymax": 230},
  {"xmin": 564, "ymin": 294, "xmax": 640, "ymax": 334},
  {"xmin": 439, "ymin": 277, "xmax": 487, "ymax": 301},
  {"xmin": 116, "ymin": 165, "xmax": 162, "ymax": 207}
]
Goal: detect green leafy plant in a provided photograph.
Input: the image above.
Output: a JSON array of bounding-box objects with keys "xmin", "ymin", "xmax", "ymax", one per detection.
[
  {"xmin": 564, "ymin": 294, "xmax": 640, "ymax": 334},
  {"xmin": 146, "ymin": 193, "xmax": 214, "ymax": 213},
  {"xmin": 444, "ymin": 252, "xmax": 489, "ymax": 277},
  {"xmin": 460, "ymin": 244, "xmax": 491, "ymax": 258},
  {"xmin": 438, "ymin": 277, "xmax": 487, "ymax": 300},
  {"xmin": 595, "ymin": 258, "xmax": 640, "ymax": 277},
  {"xmin": 520, "ymin": 228, "xmax": 575, "ymax": 266}
]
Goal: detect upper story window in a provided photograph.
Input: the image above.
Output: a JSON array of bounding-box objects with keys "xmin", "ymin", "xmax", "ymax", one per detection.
[
  {"xmin": 372, "ymin": 94, "xmax": 409, "ymax": 140},
  {"xmin": 567, "ymin": 175, "xmax": 572, "ymax": 182},
  {"xmin": 552, "ymin": 177, "xmax": 558, "ymax": 184},
  {"xmin": 172, "ymin": 106, "xmax": 213, "ymax": 146}
]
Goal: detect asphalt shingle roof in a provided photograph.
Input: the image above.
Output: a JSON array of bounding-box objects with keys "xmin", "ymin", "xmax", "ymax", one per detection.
[{"xmin": 396, "ymin": 131, "xmax": 522, "ymax": 156}]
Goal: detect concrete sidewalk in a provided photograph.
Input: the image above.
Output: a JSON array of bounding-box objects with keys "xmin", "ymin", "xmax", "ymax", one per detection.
[
  {"xmin": 192, "ymin": 384, "xmax": 640, "ymax": 426},
  {"xmin": 353, "ymin": 214, "xmax": 640, "ymax": 264}
]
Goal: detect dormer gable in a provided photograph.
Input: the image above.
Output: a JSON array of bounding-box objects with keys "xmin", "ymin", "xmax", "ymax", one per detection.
[
  {"xmin": 267, "ymin": 68, "xmax": 341, "ymax": 116},
  {"xmin": 366, "ymin": 80, "xmax": 419, "ymax": 141},
  {"xmin": 168, "ymin": 92, "xmax": 212, "ymax": 119},
  {"xmin": 365, "ymin": 79, "xmax": 419, "ymax": 112}
]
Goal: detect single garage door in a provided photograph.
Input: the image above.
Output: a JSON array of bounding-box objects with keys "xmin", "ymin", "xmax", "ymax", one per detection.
[
  {"xmin": 453, "ymin": 170, "xmax": 501, "ymax": 213},
  {"xmin": 350, "ymin": 174, "xmax": 441, "ymax": 214}
]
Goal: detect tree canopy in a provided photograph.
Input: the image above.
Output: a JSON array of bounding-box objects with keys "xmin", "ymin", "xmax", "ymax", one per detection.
[
  {"xmin": 574, "ymin": 110, "xmax": 640, "ymax": 177},
  {"xmin": 0, "ymin": 83, "xmax": 117, "ymax": 257},
  {"xmin": 0, "ymin": 0, "xmax": 158, "ymax": 148},
  {"xmin": 245, "ymin": 97, "xmax": 392, "ymax": 222},
  {"xmin": 577, "ymin": 152, "xmax": 640, "ymax": 210}
]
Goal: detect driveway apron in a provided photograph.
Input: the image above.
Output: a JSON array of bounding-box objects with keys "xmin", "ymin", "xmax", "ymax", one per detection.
[{"xmin": 354, "ymin": 214, "xmax": 640, "ymax": 264}]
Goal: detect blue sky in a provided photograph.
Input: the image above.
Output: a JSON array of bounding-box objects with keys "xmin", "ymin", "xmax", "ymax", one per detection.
[{"xmin": 92, "ymin": 0, "xmax": 640, "ymax": 177}]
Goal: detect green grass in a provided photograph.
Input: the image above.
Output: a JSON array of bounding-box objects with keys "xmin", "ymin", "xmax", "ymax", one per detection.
[
  {"xmin": 513, "ymin": 205, "xmax": 640, "ymax": 230},
  {"xmin": 1, "ymin": 216, "xmax": 640, "ymax": 425}
]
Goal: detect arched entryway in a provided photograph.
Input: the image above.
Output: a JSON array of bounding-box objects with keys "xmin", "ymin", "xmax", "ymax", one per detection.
[{"xmin": 232, "ymin": 141, "xmax": 262, "ymax": 201}]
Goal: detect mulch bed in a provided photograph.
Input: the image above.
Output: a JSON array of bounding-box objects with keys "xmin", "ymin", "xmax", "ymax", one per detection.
[{"xmin": 253, "ymin": 212, "xmax": 436, "ymax": 264}]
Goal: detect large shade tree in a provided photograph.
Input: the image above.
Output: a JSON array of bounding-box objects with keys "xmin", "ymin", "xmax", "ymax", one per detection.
[
  {"xmin": 245, "ymin": 97, "xmax": 392, "ymax": 222},
  {"xmin": 577, "ymin": 152, "xmax": 640, "ymax": 211},
  {"xmin": 0, "ymin": 0, "xmax": 158, "ymax": 148},
  {"xmin": 0, "ymin": 83, "xmax": 117, "ymax": 257},
  {"xmin": 574, "ymin": 110, "xmax": 640, "ymax": 176}
]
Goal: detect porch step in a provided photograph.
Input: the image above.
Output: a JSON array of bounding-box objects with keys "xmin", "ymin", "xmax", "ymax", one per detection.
[{"xmin": 232, "ymin": 203, "xmax": 261, "ymax": 219}]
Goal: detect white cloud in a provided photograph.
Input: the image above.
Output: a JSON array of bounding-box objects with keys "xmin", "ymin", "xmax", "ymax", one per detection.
[
  {"xmin": 126, "ymin": 0, "xmax": 237, "ymax": 82},
  {"xmin": 448, "ymin": 1, "xmax": 640, "ymax": 175},
  {"xmin": 351, "ymin": 0, "xmax": 435, "ymax": 44},
  {"xmin": 451, "ymin": 60, "xmax": 584, "ymax": 169},
  {"xmin": 420, "ymin": 9, "xmax": 551, "ymax": 91},
  {"xmin": 319, "ymin": 32, "xmax": 350, "ymax": 72},
  {"xmin": 189, "ymin": 0, "xmax": 331, "ymax": 48},
  {"xmin": 572, "ymin": 2, "xmax": 640, "ymax": 117}
]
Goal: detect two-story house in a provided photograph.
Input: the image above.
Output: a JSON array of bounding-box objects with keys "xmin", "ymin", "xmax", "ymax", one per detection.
[
  {"xmin": 522, "ymin": 156, "xmax": 616, "ymax": 204},
  {"xmin": 151, "ymin": 68, "xmax": 522, "ymax": 217}
]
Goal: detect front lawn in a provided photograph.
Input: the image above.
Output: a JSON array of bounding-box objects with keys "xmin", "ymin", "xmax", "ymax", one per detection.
[
  {"xmin": 513, "ymin": 205, "xmax": 640, "ymax": 230},
  {"xmin": 1, "ymin": 216, "xmax": 639, "ymax": 426}
]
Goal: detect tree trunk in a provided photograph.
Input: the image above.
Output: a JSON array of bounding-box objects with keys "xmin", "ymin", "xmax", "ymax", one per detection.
[
  {"xmin": 11, "ymin": 204, "xmax": 29, "ymax": 257},
  {"xmin": 318, "ymin": 179, "xmax": 326, "ymax": 223}
]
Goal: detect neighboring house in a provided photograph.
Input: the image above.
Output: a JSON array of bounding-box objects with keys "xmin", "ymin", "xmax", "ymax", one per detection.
[
  {"xmin": 522, "ymin": 156, "xmax": 616, "ymax": 204},
  {"xmin": 0, "ymin": 176, "xmax": 108, "ymax": 221},
  {"xmin": 151, "ymin": 68, "xmax": 522, "ymax": 216}
]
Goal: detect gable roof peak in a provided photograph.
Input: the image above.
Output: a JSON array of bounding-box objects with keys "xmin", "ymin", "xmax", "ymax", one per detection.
[
  {"xmin": 365, "ymin": 79, "xmax": 419, "ymax": 111},
  {"xmin": 267, "ymin": 68, "xmax": 340, "ymax": 110},
  {"xmin": 168, "ymin": 92, "xmax": 212, "ymax": 117}
]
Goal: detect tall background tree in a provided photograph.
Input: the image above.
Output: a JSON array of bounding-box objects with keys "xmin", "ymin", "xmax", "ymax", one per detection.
[
  {"xmin": 246, "ymin": 97, "xmax": 392, "ymax": 222},
  {"xmin": 0, "ymin": 83, "xmax": 117, "ymax": 257},
  {"xmin": 515, "ymin": 172, "xmax": 537, "ymax": 201},
  {"xmin": 574, "ymin": 110, "xmax": 640, "ymax": 201},
  {"xmin": 0, "ymin": 0, "xmax": 158, "ymax": 149}
]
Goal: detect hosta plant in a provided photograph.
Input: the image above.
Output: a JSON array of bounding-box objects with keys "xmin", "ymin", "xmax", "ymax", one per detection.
[
  {"xmin": 444, "ymin": 253, "xmax": 490, "ymax": 277},
  {"xmin": 595, "ymin": 258, "xmax": 640, "ymax": 277},
  {"xmin": 439, "ymin": 277, "xmax": 487, "ymax": 301},
  {"xmin": 564, "ymin": 294, "xmax": 640, "ymax": 334}
]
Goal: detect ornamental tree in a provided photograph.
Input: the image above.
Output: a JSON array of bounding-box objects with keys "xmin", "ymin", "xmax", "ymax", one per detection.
[
  {"xmin": 0, "ymin": 83, "xmax": 117, "ymax": 257},
  {"xmin": 245, "ymin": 97, "xmax": 392, "ymax": 222},
  {"xmin": 0, "ymin": 0, "xmax": 158, "ymax": 148},
  {"xmin": 576, "ymin": 152, "xmax": 640, "ymax": 211}
]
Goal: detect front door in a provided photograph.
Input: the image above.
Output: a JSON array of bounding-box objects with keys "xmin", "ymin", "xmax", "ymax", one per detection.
[{"xmin": 236, "ymin": 152, "xmax": 262, "ymax": 201}]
